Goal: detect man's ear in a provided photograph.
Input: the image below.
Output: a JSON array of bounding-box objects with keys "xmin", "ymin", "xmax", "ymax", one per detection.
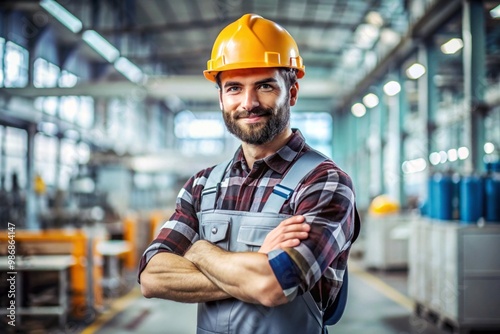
[{"xmin": 289, "ymin": 82, "xmax": 299, "ymax": 106}]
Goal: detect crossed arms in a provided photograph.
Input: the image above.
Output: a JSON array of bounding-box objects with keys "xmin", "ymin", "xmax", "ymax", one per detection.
[{"xmin": 139, "ymin": 215, "xmax": 310, "ymax": 307}]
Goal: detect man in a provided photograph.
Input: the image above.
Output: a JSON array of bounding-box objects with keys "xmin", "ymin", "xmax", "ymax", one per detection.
[{"xmin": 139, "ymin": 14, "xmax": 357, "ymax": 334}]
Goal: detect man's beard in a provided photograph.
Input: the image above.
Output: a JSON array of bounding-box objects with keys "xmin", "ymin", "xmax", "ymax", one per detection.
[{"xmin": 222, "ymin": 103, "xmax": 290, "ymax": 145}]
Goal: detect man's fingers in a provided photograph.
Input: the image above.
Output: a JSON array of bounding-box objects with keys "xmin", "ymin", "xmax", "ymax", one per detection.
[
  {"xmin": 282, "ymin": 223, "xmax": 310, "ymax": 234},
  {"xmin": 281, "ymin": 231, "xmax": 308, "ymax": 241},
  {"xmin": 281, "ymin": 239, "xmax": 301, "ymax": 248},
  {"xmin": 281, "ymin": 215, "xmax": 306, "ymax": 226}
]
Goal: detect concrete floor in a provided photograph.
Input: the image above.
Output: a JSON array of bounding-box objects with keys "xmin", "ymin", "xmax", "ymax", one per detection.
[{"xmin": 78, "ymin": 261, "xmax": 450, "ymax": 334}]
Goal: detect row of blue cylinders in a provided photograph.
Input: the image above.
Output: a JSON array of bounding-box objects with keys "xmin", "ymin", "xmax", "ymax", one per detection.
[{"xmin": 426, "ymin": 169, "xmax": 500, "ymax": 223}]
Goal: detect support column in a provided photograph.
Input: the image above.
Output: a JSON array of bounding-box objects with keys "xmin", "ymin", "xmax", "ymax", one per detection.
[
  {"xmin": 418, "ymin": 41, "xmax": 439, "ymax": 172},
  {"xmin": 379, "ymin": 87, "xmax": 387, "ymax": 195},
  {"xmin": 462, "ymin": 0, "xmax": 486, "ymax": 174},
  {"xmin": 25, "ymin": 123, "xmax": 38, "ymax": 229},
  {"xmin": 398, "ymin": 70, "xmax": 408, "ymax": 208}
]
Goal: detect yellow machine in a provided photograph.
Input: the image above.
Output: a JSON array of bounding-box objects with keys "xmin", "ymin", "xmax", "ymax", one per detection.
[{"xmin": 0, "ymin": 229, "xmax": 103, "ymax": 317}]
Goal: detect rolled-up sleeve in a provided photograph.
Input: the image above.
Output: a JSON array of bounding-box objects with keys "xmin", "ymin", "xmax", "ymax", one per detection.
[
  {"xmin": 267, "ymin": 162, "xmax": 356, "ymax": 301},
  {"xmin": 137, "ymin": 169, "xmax": 211, "ymax": 282}
]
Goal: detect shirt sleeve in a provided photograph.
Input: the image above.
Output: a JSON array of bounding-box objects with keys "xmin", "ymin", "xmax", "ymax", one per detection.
[
  {"xmin": 267, "ymin": 161, "xmax": 356, "ymax": 301},
  {"xmin": 137, "ymin": 169, "xmax": 210, "ymax": 282}
]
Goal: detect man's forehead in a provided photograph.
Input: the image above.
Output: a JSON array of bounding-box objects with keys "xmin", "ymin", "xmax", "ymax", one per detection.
[{"xmin": 219, "ymin": 68, "xmax": 281, "ymax": 83}]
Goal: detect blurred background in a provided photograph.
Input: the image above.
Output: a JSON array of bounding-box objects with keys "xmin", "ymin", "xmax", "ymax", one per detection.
[{"xmin": 0, "ymin": 0, "xmax": 499, "ymax": 333}]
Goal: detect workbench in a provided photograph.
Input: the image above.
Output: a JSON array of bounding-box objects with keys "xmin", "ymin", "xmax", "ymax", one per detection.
[{"xmin": 0, "ymin": 255, "xmax": 74, "ymax": 327}]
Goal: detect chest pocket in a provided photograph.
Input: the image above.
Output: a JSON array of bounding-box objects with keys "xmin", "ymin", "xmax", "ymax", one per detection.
[
  {"xmin": 200, "ymin": 220, "xmax": 230, "ymax": 250},
  {"xmin": 199, "ymin": 211, "xmax": 289, "ymax": 252},
  {"xmin": 235, "ymin": 213, "xmax": 290, "ymax": 252},
  {"xmin": 237, "ymin": 225, "xmax": 271, "ymax": 251}
]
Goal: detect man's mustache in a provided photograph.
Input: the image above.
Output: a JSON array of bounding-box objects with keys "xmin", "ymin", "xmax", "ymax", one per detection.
[{"xmin": 234, "ymin": 108, "xmax": 273, "ymax": 119}]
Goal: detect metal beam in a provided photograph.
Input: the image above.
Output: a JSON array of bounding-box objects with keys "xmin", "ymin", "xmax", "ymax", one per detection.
[
  {"xmin": 97, "ymin": 15, "xmax": 356, "ymax": 35},
  {"xmin": 2, "ymin": 76, "xmax": 341, "ymax": 100}
]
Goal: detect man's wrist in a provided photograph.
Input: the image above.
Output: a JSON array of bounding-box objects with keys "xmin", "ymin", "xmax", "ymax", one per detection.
[{"xmin": 185, "ymin": 240, "xmax": 210, "ymax": 264}]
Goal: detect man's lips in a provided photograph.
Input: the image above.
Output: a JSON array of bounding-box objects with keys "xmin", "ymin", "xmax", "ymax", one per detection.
[
  {"xmin": 241, "ymin": 114, "xmax": 267, "ymax": 123},
  {"xmin": 235, "ymin": 110, "xmax": 271, "ymax": 119}
]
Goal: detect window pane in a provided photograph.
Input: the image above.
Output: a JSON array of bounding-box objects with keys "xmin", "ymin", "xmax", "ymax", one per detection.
[
  {"xmin": 5, "ymin": 41, "xmax": 28, "ymax": 88},
  {"xmin": 34, "ymin": 58, "xmax": 60, "ymax": 88},
  {"xmin": 60, "ymin": 96, "xmax": 79, "ymax": 123},
  {"xmin": 34, "ymin": 133, "xmax": 58, "ymax": 163},
  {"xmin": 291, "ymin": 112, "xmax": 332, "ymax": 157},
  {"xmin": 61, "ymin": 138, "xmax": 78, "ymax": 165},
  {"xmin": 78, "ymin": 97, "xmax": 94, "ymax": 128},
  {"xmin": 174, "ymin": 110, "xmax": 229, "ymax": 155},
  {"xmin": 5, "ymin": 127, "xmax": 27, "ymax": 156},
  {"xmin": 59, "ymin": 70, "xmax": 78, "ymax": 87},
  {"xmin": 34, "ymin": 133, "xmax": 57, "ymax": 187},
  {"xmin": 0, "ymin": 37, "xmax": 4, "ymax": 86}
]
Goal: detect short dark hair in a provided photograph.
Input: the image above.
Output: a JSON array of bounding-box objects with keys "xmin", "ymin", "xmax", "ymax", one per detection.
[{"xmin": 215, "ymin": 67, "xmax": 298, "ymax": 90}]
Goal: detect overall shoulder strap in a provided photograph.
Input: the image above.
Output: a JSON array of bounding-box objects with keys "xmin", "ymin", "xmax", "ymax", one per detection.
[
  {"xmin": 200, "ymin": 159, "xmax": 232, "ymax": 211},
  {"xmin": 261, "ymin": 150, "xmax": 327, "ymax": 213}
]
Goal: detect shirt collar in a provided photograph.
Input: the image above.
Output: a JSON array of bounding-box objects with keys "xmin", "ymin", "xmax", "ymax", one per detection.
[{"xmin": 230, "ymin": 129, "xmax": 306, "ymax": 175}]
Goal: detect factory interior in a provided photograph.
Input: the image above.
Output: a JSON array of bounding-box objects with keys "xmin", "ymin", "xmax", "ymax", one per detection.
[{"xmin": 1, "ymin": 0, "xmax": 500, "ymax": 333}]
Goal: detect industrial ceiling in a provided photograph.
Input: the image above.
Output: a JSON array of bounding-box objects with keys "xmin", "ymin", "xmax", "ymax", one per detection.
[{"xmin": 1, "ymin": 0, "xmax": 499, "ymax": 113}]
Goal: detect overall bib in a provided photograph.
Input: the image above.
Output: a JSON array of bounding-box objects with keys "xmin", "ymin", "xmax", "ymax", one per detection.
[{"xmin": 196, "ymin": 151, "xmax": 327, "ymax": 334}]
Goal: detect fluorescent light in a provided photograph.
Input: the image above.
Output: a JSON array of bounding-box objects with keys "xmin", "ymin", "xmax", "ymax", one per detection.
[
  {"xmin": 491, "ymin": 4, "xmax": 500, "ymax": 18},
  {"xmin": 439, "ymin": 150, "xmax": 448, "ymax": 164},
  {"xmin": 114, "ymin": 57, "xmax": 144, "ymax": 83},
  {"xmin": 429, "ymin": 152, "xmax": 441, "ymax": 166},
  {"xmin": 402, "ymin": 158, "xmax": 427, "ymax": 174},
  {"xmin": 406, "ymin": 63, "xmax": 426, "ymax": 79},
  {"xmin": 383, "ymin": 81, "xmax": 401, "ymax": 96},
  {"xmin": 441, "ymin": 38, "xmax": 463, "ymax": 54},
  {"xmin": 351, "ymin": 103, "xmax": 366, "ymax": 117},
  {"xmin": 82, "ymin": 30, "xmax": 120, "ymax": 62},
  {"xmin": 366, "ymin": 11, "xmax": 384, "ymax": 27},
  {"xmin": 40, "ymin": 0, "xmax": 82, "ymax": 33},
  {"xmin": 447, "ymin": 149, "xmax": 458, "ymax": 162},
  {"xmin": 458, "ymin": 146, "xmax": 469, "ymax": 160},
  {"xmin": 484, "ymin": 142, "xmax": 495, "ymax": 154},
  {"xmin": 362, "ymin": 93, "xmax": 379, "ymax": 108}
]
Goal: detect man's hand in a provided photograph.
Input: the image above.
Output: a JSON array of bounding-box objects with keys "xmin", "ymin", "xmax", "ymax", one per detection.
[{"xmin": 258, "ymin": 215, "xmax": 310, "ymax": 254}]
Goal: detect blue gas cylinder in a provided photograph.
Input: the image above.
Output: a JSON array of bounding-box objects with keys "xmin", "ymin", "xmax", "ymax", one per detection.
[
  {"xmin": 433, "ymin": 174, "xmax": 455, "ymax": 221},
  {"xmin": 484, "ymin": 162, "xmax": 500, "ymax": 223},
  {"xmin": 460, "ymin": 175, "xmax": 484, "ymax": 223},
  {"xmin": 426, "ymin": 177, "xmax": 436, "ymax": 218}
]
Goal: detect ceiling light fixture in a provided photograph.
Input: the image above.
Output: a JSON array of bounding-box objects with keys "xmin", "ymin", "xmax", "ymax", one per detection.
[
  {"xmin": 383, "ymin": 81, "xmax": 401, "ymax": 96},
  {"xmin": 366, "ymin": 11, "xmax": 384, "ymax": 27},
  {"xmin": 40, "ymin": 0, "xmax": 82, "ymax": 33},
  {"xmin": 490, "ymin": 4, "xmax": 500, "ymax": 18},
  {"xmin": 82, "ymin": 30, "xmax": 120, "ymax": 63},
  {"xmin": 351, "ymin": 103, "xmax": 366, "ymax": 117},
  {"xmin": 440, "ymin": 38, "xmax": 463, "ymax": 54},
  {"xmin": 362, "ymin": 93, "xmax": 379, "ymax": 108},
  {"xmin": 406, "ymin": 63, "xmax": 426, "ymax": 79},
  {"xmin": 114, "ymin": 57, "xmax": 144, "ymax": 84}
]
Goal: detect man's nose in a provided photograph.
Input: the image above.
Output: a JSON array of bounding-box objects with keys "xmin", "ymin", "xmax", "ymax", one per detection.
[{"xmin": 241, "ymin": 89, "xmax": 260, "ymax": 111}]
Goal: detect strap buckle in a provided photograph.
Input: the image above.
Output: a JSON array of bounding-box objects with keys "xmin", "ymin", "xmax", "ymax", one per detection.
[{"xmin": 272, "ymin": 184, "xmax": 294, "ymax": 200}]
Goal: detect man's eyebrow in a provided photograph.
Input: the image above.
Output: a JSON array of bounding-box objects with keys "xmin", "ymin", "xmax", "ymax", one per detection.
[
  {"xmin": 222, "ymin": 77, "xmax": 278, "ymax": 88},
  {"xmin": 255, "ymin": 78, "xmax": 278, "ymax": 85},
  {"xmin": 223, "ymin": 81, "xmax": 242, "ymax": 88}
]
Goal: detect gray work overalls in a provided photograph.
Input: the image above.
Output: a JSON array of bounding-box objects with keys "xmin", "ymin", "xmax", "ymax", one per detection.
[{"xmin": 196, "ymin": 151, "xmax": 327, "ymax": 334}]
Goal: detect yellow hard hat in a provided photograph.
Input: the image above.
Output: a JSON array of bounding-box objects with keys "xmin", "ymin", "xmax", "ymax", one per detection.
[
  {"xmin": 204, "ymin": 14, "xmax": 305, "ymax": 82},
  {"xmin": 369, "ymin": 195, "xmax": 400, "ymax": 215}
]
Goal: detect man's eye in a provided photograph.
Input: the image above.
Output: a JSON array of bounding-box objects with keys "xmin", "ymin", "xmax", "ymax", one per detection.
[
  {"xmin": 259, "ymin": 84, "xmax": 273, "ymax": 91},
  {"xmin": 226, "ymin": 86, "xmax": 240, "ymax": 93}
]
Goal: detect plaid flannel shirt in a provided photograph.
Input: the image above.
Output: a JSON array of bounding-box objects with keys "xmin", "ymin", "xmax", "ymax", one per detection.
[{"xmin": 138, "ymin": 129, "xmax": 356, "ymax": 310}]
